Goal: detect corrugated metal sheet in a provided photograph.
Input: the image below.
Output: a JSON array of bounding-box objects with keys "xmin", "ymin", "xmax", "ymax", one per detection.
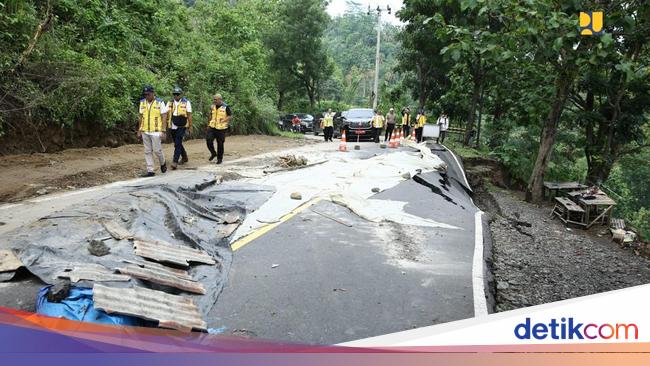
[
  {"xmin": 102, "ymin": 220, "xmax": 134, "ymax": 240},
  {"xmin": 93, "ymin": 284, "xmax": 207, "ymax": 331},
  {"xmin": 133, "ymin": 239, "xmax": 216, "ymax": 267},
  {"xmin": 0, "ymin": 250, "xmax": 22, "ymax": 272},
  {"xmin": 116, "ymin": 262, "xmax": 206, "ymax": 294},
  {"xmin": 56, "ymin": 263, "xmax": 130, "ymax": 283}
]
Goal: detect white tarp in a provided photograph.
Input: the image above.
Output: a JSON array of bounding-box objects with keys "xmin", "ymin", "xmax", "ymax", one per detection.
[{"xmin": 230, "ymin": 147, "xmax": 455, "ymax": 242}]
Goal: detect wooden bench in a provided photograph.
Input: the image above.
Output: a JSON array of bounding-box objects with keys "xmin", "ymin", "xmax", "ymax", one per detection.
[
  {"xmin": 543, "ymin": 181, "xmax": 588, "ymax": 200},
  {"xmin": 551, "ymin": 197, "xmax": 586, "ymax": 226}
]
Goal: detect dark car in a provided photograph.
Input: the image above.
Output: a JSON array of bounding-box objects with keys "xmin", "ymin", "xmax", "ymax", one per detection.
[
  {"xmin": 279, "ymin": 113, "xmax": 315, "ymax": 133},
  {"xmin": 339, "ymin": 108, "xmax": 374, "ymax": 141},
  {"xmin": 313, "ymin": 111, "xmax": 342, "ymax": 137}
]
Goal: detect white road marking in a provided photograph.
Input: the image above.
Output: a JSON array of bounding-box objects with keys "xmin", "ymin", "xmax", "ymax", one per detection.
[
  {"xmin": 441, "ymin": 144, "xmax": 471, "ymax": 189},
  {"xmin": 439, "ymin": 144, "xmax": 488, "ymax": 316},
  {"xmin": 473, "ymin": 210, "xmax": 488, "ymax": 317}
]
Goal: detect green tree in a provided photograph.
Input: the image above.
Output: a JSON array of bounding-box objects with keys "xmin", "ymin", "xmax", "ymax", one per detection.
[{"xmin": 266, "ymin": 0, "xmax": 331, "ymax": 110}]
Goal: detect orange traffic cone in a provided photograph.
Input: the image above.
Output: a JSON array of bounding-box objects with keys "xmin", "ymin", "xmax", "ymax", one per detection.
[
  {"xmin": 389, "ymin": 130, "xmax": 397, "ymax": 148},
  {"xmin": 410, "ymin": 128, "xmax": 416, "ymax": 141},
  {"xmin": 339, "ymin": 130, "xmax": 348, "ymax": 152},
  {"xmin": 397, "ymin": 128, "xmax": 402, "ymax": 147}
]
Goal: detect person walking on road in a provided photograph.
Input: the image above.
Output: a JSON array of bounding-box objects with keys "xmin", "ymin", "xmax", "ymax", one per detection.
[
  {"xmin": 321, "ymin": 108, "xmax": 334, "ymax": 142},
  {"xmin": 371, "ymin": 110, "xmax": 384, "ymax": 143},
  {"xmin": 167, "ymin": 87, "xmax": 192, "ymax": 170},
  {"xmin": 137, "ymin": 85, "xmax": 168, "ymax": 177},
  {"xmin": 206, "ymin": 94, "xmax": 233, "ymax": 164},
  {"xmin": 401, "ymin": 107, "xmax": 411, "ymax": 138},
  {"xmin": 384, "ymin": 108, "xmax": 396, "ymax": 142},
  {"xmin": 415, "ymin": 109, "xmax": 427, "ymax": 143},
  {"xmin": 436, "ymin": 112, "xmax": 449, "ymax": 144}
]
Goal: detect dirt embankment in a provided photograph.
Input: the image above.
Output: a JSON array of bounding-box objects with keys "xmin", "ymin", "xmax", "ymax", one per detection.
[
  {"xmin": 465, "ymin": 157, "xmax": 650, "ymax": 312},
  {"xmin": 0, "ymin": 135, "xmax": 313, "ymax": 203}
]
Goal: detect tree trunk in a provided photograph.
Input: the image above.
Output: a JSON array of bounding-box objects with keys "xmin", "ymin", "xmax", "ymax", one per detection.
[
  {"xmin": 277, "ymin": 90, "xmax": 285, "ymax": 111},
  {"xmin": 526, "ymin": 73, "xmax": 574, "ymax": 202},
  {"xmin": 475, "ymin": 83, "xmax": 485, "ymax": 148},
  {"xmin": 586, "ymin": 159, "xmax": 614, "ymax": 186},
  {"xmin": 488, "ymin": 91, "xmax": 505, "ymax": 149},
  {"xmin": 464, "ymin": 74, "xmax": 481, "ymax": 146},
  {"xmin": 416, "ymin": 62, "xmax": 426, "ymax": 110},
  {"xmin": 12, "ymin": 1, "xmax": 53, "ymax": 73}
]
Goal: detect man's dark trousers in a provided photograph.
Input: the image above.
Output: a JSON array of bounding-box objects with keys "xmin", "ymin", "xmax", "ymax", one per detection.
[
  {"xmin": 384, "ymin": 124, "xmax": 395, "ymax": 142},
  {"xmin": 324, "ymin": 126, "xmax": 334, "ymax": 141},
  {"xmin": 416, "ymin": 127, "xmax": 424, "ymax": 143},
  {"xmin": 373, "ymin": 127, "xmax": 381, "ymax": 143},
  {"xmin": 437, "ymin": 130, "xmax": 447, "ymax": 144},
  {"xmin": 171, "ymin": 127, "xmax": 188, "ymax": 163},
  {"xmin": 206, "ymin": 127, "xmax": 227, "ymax": 162}
]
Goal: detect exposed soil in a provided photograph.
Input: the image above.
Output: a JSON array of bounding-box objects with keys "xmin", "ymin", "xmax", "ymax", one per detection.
[
  {"xmin": 466, "ymin": 158, "xmax": 650, "ymax": 312},
  {"xmin": 0, "ymin": 135, "xmax": 313, "ymax": 203}
]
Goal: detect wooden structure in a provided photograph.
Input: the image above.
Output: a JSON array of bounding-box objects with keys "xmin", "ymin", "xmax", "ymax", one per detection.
[
  {"xmin": 566, "ymin": 189, "xmax": 617, "ymax": 229},
  {"xmin": 543, "ymin": 181, "xmax": 588, "ymax": 200},
  {"xmin": 551, "ymin": 197, "xmax": 586, "ymax": 226}
]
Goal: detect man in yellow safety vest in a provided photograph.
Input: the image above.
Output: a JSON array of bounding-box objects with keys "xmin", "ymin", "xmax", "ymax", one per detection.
[
  {"xmin": 321, "ymin": 108, "xmax": 335, "ymax": 142},
  {"xmin": 206, "ymin": 94, "xmax": 233, "ymax": 164},
  {"xmin": 137, "ymin": 85, "xmax": 168, "ymax": 177},
  {"xmin": 401, "ymin": 107, "xmax": 412, "ymax": 138},
  {"xmin": 371, "ymin": 110, "xmax": 384, "ymax": 143},
  {"xmin": 167, "ymin": 86, "xmax": 192, "ymax": 169},
  {"xmin": 416, "ymin": 109, "xmax": 427, "ymax": 143}
]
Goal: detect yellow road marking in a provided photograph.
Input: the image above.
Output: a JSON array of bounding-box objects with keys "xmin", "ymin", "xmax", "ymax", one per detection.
[{"xmin": 230, "ymin": 197, "xmax": 322, "ymax": 251}]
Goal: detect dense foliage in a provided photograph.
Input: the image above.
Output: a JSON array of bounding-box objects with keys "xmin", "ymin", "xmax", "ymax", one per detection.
[
  {"xmin": 0, "ymin": 0, "xmax": 282, "ymax": 150},
  {"xmin": 395, "ymin": 0, "xmax": 649, "ymax": 236}
]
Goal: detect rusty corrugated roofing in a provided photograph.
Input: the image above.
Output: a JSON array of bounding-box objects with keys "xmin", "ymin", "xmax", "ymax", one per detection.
[
  {"xmin": 56, "ymin": 263, "xmax": 130, "ymax": 283},
  {"xmin": 116, "ymin": 262, "xmax": 206, "ymax": 294},
  {"xmin": 133, "ymin": 239, "xmax": 216, "ymax": 267},
  {"xmin": 93, "ymin": 284, "xmax": 207, "ymax": 331}
]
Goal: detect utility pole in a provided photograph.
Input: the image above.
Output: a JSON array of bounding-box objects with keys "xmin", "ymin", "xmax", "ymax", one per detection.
[{"xmin": 368, "ymin": 4, "xmax": 391, "ymax": 111}]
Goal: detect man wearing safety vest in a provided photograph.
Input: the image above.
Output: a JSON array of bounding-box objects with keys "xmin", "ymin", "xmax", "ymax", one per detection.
[
  {"xmin": 321, "ymin": 108, "xmax": 335, "ymax": 142},
  {"xmin": 401, "ymin": 107, "xmax": 411, "ymax": 139},
  {"xmin": 137, "ymin": 85, "xmax": 168, "ymax": 177},
  {"xmin": 416, "ymin": 109, "xmax": 427, "ymax": 143},
  {"xmin": 371, "ymin": 110, "xmax": 384, "ymax": 143},
  {"xmin": 206, "ymin": 93, "xmax": 233, "ymax": 164},
  {"xmin": 167, "ymin": 87, "xmax": 192, "ymax": 170}
]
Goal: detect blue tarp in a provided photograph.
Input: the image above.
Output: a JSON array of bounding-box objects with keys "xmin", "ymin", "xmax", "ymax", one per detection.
[{"xmin": 36, "ymin": 286, "xmax": 142, "ymax": 326}]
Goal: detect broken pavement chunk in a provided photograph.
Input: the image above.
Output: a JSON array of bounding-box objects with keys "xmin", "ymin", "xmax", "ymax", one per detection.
[
  {"xmin": 88, "ymin": 239, "xmax": 111, "ymax": 257},
  {"xmin": 93, "ymin": 284, "xmax": 207, "ymax": 331},
  {"xmin": 46, "ymin": 281, "xmax": 71, "ymax": 303},
  {"xmin": 222, "ymin": 212, "xmax": 241, "ymax": 224},
  {"xmin": 133, "ymin": 239, "xmax": 216, "ymax": 267},
  {"xmin": 116, "ymin": 262, "xmax": 206, "ymax": 295},
  {"xmin": 0, "ymin": 249, "xmax": 23, "ymax": 273},
  {"xmin": 57, "ymin": 263, "xmax": 130, "ymax": 283},
  {"xmin": 102, "ymin": 220, "xmax": 134, "ymax": 240},
  {"xmin": 290, "ymin": 192, "xmax": 302, "ymax": 200}
]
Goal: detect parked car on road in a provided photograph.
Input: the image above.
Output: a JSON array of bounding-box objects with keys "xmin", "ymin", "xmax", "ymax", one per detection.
[
  {"xmin": 338, "ymin": 108, "xmax": 374, "ymax": 141},
  {"xmin": 278, "ymin": 113, "xmax": 315, "ymax": 133}
]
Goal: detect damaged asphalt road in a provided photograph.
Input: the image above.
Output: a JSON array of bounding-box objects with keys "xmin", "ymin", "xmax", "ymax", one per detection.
[
  {"xmin": 210, "ymin": 142, "xmax": 489, "ymax": 344},
  {"xmin": 0, "ymin": 140, "xmax": 490, "ymax": 342}
]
